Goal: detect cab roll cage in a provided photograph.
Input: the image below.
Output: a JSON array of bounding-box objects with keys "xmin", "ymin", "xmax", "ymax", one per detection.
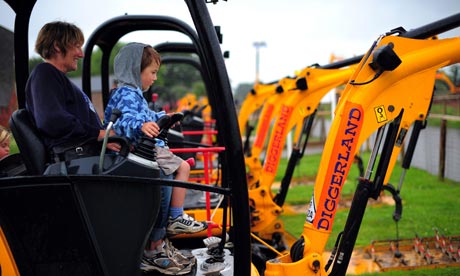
[{"xmin": 7, "ymin": 0, "xmax": 250, "ymax": 275}]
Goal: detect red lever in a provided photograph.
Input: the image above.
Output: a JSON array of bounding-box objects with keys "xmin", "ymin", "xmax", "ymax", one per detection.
[
  {"xmin": 152, "ymin": 93, "xmax": 159, "ymax": 102},
  {"xmin": 185, "ymin": 157, "xmax": 195, "ymax": 167}
]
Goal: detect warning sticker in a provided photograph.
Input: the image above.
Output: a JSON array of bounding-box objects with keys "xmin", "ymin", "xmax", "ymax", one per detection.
[{"xmin": 374, "ymin": 105, "xmax": 387, "ymax": 123}]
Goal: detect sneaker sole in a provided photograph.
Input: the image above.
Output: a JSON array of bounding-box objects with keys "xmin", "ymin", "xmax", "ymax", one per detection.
[
  {"xmin": 140, "ymin": 263, "xmax": 192, "ymax": 275},
  {"xmin": 167, "ymin": 225, "xmax": 208, "ymax": 235}
]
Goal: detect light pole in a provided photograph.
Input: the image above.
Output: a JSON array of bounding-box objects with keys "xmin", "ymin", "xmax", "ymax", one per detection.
[{"xmin": 253, "ymin": 41, "xmax": 266, "ymax": 84}]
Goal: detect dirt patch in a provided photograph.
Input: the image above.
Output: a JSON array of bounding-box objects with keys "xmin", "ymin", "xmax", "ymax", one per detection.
[{"xmin": 281, "ymin": 187, "xmax": 460, "ymax": 274}]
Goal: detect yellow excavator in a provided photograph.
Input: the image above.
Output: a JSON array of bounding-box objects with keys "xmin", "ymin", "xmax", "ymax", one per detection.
[
  {"xmin": 435, "ymin": 70, "xmax": 460, "ymax": 93},
  {"xmin": 1, "ymin": 0, "xmax": 459, "ymax": 275},
  {"xmin": 238, "ymin": 80, "xmax": 280, "ymax": 136},
  {"xmin": 246, "ymin": 64, "xmax": 358, "ymax": 239},
  {"xmin": 243, "ymin": 77, "xmax": 298, "ymax": 185},
  {"xmin": 265, "ymin": 16, "xmax": 460, "ymax": 276}
]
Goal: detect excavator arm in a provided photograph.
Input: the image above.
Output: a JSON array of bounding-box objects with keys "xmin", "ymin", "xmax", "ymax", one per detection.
[
  {"xmin": 435, "ymin": 70, "xmax": 460, "ymax": 93},
  {"xmin": 249, "ymin": 66, "xmax": 357, "ymax": 239},
  {"xmin": 238, "ymin": 81, "xmax": 280, "ymax": 135},
  {"xmin": 245, "ymin": 77, "xmax": 298, "ymax": 188},
  {"xmin": 264, "ymin": 20, "xmax": 460, "ymax": 276}
]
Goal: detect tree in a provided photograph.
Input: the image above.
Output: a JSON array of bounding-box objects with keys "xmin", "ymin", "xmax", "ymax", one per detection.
[
  {"xmin": 233, "ymin": 82, "xmax": 254, "ymax": 109},
  {"xmin": 155, "ymin": 58, "xmax": 204, "ymax": 103},
  {"xmin": 28, "ymin": 42, "xmax": 128, "ymax": 77},
  {"xmin": 28, "ymin": 57, "xmax": 44, "ymax": 74},
  {"xmin": 28, "ymin": 44, "xmax": 206, "ymax": 104}
]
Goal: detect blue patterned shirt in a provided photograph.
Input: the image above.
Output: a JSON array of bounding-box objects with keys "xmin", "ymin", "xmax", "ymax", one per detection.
[{"xmin": 104, "ymin": 86, "xmax": 166, "ymax": 147}]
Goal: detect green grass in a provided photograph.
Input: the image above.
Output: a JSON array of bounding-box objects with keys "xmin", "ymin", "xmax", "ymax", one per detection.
[
  {"xmin": 276, "ymin": 151, "xmax": 460, "ymax": 275},
  {"xmin": 10, "ymin": 139, "xmax": 18, "ymax": 155}
]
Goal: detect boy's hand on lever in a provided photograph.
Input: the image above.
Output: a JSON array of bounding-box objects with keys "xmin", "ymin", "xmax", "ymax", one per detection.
[{"xmin": 142, "ymin": 122, "xmax": 160, "ymax": 138}]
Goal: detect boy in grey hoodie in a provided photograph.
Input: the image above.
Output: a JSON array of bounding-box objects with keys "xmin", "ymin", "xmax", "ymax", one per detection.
[{"xmin": 104, "ymin": 42, "xmax": 206, "ymax": 274}]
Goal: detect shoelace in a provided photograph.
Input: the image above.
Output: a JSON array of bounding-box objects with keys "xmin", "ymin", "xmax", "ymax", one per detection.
[
  {"xmin": 164, "ymin": 239, "xmax": 182, "ymax": 258},
  {"xmin": 182, "ymin": 213, "xmax": 196, "ymax": 221}
]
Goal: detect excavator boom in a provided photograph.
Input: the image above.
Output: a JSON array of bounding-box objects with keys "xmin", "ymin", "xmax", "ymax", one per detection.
[{"xmin": 265, "ymin": 13, "xmax": 460, "ymax": 276}]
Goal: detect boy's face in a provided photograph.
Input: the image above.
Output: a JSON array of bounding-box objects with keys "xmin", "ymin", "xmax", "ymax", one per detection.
[{"xmin": 141, "ymin": 60, "xmax": 160, "ymax": 91}]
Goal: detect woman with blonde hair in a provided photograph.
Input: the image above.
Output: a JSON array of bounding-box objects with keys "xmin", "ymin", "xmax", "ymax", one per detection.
[{"xmin": 0, "ymin": 125, "xmax": 11, "ymax": 160}]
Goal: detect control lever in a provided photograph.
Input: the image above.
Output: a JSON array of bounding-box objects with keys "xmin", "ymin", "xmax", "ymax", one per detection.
[
  {"xmin": 156, "ymin": 114, "xmax": 171, "ymax": 130},
  {"xmin": 99, "ymin": 109, "xmax": 122, "ymax": 173},
  {"xmin": 135, "ymin": 114, "xmax": 183, "ymax": 160},
  {"xmin": 134, "ymin": 113, "xmax": 183, "ymax": 161},
  {"xmin": 167, "ymin": 112, "xmax": 185, "ymax": 128},
  {"xmin": 138, "ymin": 115, "xmax": 171, "ymax": 148},
  {"xmin": 158, "ymin": 112, "xmax": 184, "ymax": 141}
]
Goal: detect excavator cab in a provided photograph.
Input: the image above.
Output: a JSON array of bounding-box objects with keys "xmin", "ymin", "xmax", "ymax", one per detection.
[{"xmin": 0, "ymin": 1, "xmax": 251, "ymax": 276}]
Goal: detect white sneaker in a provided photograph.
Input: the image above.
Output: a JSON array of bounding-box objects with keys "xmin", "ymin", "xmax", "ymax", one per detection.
[
  {"xmin": 167, "ymin": 213, "xmax": 208, "ymax": 235},
  {"xmin": 198, "ymin": 192, "xmax": 221, "ymax": 204},
  {"xmin": 164, "ymin": 238, "xmax": 197, "ymax": 265},
  {"xmin": 140, "ymin": 242, "xmax": 193, "ymax": 275}
]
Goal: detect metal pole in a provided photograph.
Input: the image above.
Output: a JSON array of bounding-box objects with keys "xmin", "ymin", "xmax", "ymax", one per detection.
[{"xmin": 253, "ymin": 41, "xmax": 266, "ymax": 84}]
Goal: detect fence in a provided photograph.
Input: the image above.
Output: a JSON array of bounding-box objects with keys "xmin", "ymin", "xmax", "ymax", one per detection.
[
  {"xmin": 410, "ymin": 118, "xmax": 460, "ymax": 182},
  {"xmin": 306, "ymin": 95, "xmax": 460, "ymax": 182}
]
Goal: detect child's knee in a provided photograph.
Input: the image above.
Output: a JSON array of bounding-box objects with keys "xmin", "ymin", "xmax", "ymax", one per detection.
[{"xmin": 181, "ymin": 161, "xmax": 190, "ymax": 173}]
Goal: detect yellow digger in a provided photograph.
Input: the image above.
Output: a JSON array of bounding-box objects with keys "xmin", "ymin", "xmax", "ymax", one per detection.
[
  {"xmin": 0, "ymin": 0, "xmax": 459, "ymax": 275},
  {"xmin": 265, "ymin": 16, "xmax": 460, "ymax": 276}
]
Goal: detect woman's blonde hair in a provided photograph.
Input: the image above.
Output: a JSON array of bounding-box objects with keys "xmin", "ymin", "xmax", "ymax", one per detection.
[{"xmin": 0, "ymin": 126, "xmax": 11, "ymax": 144}]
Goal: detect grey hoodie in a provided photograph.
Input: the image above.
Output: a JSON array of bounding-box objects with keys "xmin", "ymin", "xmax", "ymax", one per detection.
[
  {"xmin": 114, "ymin": 42, "xmax": 148, "ymax": 91},
  {"xmin": 105, "ymin": 42, "xmax": 165, "ymax": 145}
]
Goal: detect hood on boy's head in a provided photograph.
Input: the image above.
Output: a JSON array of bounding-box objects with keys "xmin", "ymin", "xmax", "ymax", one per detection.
[{"xmin": 114, "ymin": 42, "xmax": 149, "ymax": 90}]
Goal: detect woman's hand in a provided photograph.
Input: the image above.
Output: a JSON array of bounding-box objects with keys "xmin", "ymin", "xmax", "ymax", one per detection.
[
  {"xmin": 141, "ymin": 121, "xmax": 160, "ymax": 138},
  {"xmin": 98, "ymin": 129, "xmax": 117, "ymax": 140},
  {"xmin": 107, "ymin": 142, "xmax": 121, "ymax": 152},
  {"xmin": 98, "ymin": 130, "xmax": 121, "ymax": 152}
]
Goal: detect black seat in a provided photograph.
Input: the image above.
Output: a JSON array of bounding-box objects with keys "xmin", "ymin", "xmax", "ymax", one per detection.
[{"xmin": 9, "ymin": 109, "xmax": 49, "ymax": 175}]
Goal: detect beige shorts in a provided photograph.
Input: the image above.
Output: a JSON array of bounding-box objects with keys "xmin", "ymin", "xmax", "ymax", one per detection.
[{"xmin": 155, "ymin": 145, "xmax": 183, "ymax": 175}]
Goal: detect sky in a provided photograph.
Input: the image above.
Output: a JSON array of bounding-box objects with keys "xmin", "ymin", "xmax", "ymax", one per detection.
[{"xmin": 1, "ymin": 0, "xmax": 459, "ymax": 89}]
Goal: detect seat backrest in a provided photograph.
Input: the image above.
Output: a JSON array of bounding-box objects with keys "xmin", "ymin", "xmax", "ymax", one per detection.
[{"xmin": 9, "ymin": 109, "xmax": 48, "ymax": 175}]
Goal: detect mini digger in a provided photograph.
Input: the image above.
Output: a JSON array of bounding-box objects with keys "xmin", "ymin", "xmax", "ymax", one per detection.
[
  {"xmin": 237, "ymin": 10, "xmax": 460, "ymax": 276},
  {"xmin": 0, "ymin": 0, "xmax": 459, "ymax": 275}
]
